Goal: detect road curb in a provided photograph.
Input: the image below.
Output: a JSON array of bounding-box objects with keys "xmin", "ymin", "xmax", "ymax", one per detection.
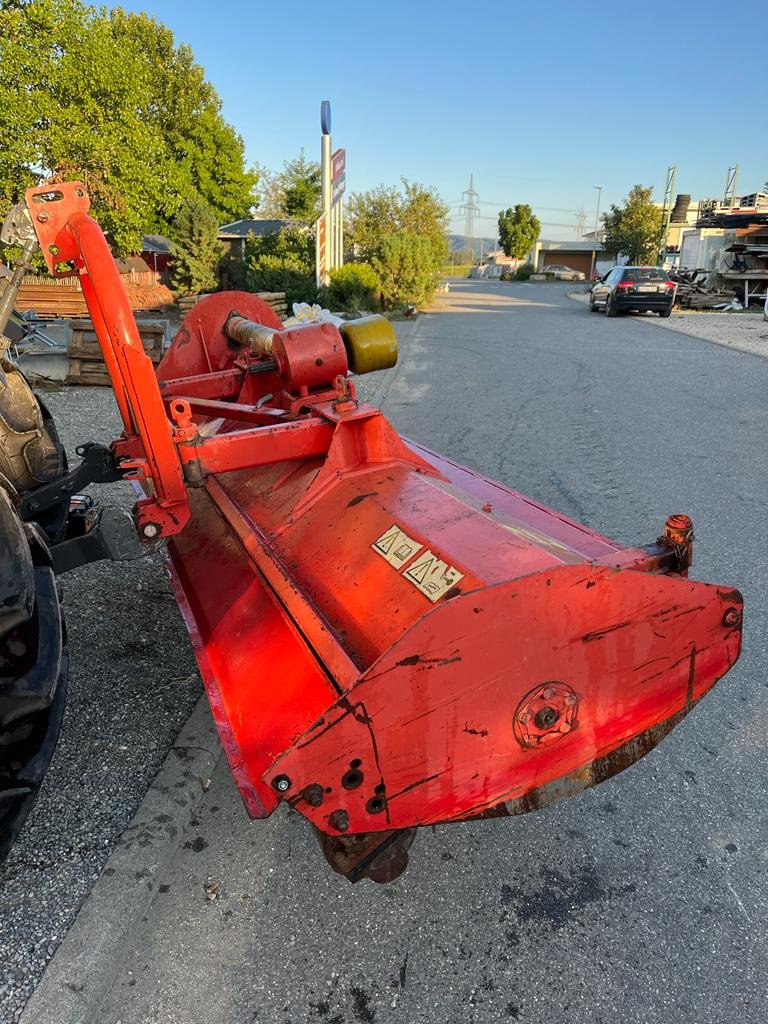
[{"xmin": 20, "ymin": 694, "xmax": 222, "ymax": 1024}]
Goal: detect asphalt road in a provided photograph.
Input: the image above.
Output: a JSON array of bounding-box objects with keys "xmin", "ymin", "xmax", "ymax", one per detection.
[
  {"xmin": 8, "ymin": 279, "xmax": 768, "ymax": 1023},
  {"xmin": 93, "ymin": 280, "xmax": 768, "ymax": 1023}
]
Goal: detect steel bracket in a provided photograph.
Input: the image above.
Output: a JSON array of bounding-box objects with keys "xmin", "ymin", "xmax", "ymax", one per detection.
[{"xmin": 18, "ymin": 442, "xmax": 125, "ymax": 521}]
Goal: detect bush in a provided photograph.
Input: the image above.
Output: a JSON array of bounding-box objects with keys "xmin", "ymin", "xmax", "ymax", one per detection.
[
  {"xmin": 327, "ymin": 263, "xmax": 380, "ymax": 310},
  {"xmin": 515, "ymin": 264, "xmax": 535, "ymax": 280},
  {"xmin": 243, "ymin": 228, "xmax": 317, "ymax": 309},
  {"xmin": 372, "ymin": 233, "xmax": 442, "ymax": 309},
  {"xmin": 244, "ymin": 228, "xmax": 314, "ymax": 273},
  {"xmin": 245, "ymin": 259, "xmax": 318, "ymax": 309}
]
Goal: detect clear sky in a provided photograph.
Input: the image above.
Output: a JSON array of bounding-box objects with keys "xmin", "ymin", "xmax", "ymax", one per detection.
[{"xmin": 119, "ymin": 0, "xmax": 766, "ymax": 240}]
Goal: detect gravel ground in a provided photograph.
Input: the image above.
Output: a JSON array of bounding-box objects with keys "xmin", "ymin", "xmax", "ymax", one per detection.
[
  {"xmin": 569, "ymin": 290, "xmax": 768, "ymax": 357},
  {"xmin": 0, "ymin": 386, "xmax": 200, "ymax": 1024},
  {"xmin": 0, "ymin": 317, "xmax": 417, "ymax": 1024}
]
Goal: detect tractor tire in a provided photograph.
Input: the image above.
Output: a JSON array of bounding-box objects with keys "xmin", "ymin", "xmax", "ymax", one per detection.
[
  {"xmin": 0, "ymin": 487, "xmax": 68, "ymax": 864},
  {"xmin": 0, "ymin": 370, "xmax": 68, "ymax": 864}
]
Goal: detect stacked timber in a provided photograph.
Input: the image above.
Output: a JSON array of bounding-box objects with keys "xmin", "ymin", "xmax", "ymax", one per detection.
[
  {"xmin": 177, "ymin": 291, "xmax": 288, "ymax": 319},
  {"xmin": 255, "ymin": 291, "xmax": 288, "ymax": 319},
  {"xmin": 669, "ymin": 270, "xmax": 736, "ymax": 310},
  {"xmin": 16, "ymin": 282, "xmax": 89, "ymax": 317}
]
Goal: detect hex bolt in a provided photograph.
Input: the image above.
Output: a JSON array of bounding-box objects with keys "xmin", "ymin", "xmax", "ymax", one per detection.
[
  {"xmin": 328, "ymin": 809, "xmax": 349, "ymax": 833},
  {"xmin": 273, "ymin": 774, "xmax": 291, "ymax": 793},
  {"xmin": 37, "ymin": 212, "xmax": 49, "ymax": 223},
  {"xmin": 302, "ymin": 783, "xmax": 324, "ymax": 808},
  {"xmin": 723, "ymin": 608, "xmax": 741, "ymax": 628},
  {"xmin": 142, "ymin": 523, "xmax": 159, "ymax": 538}
]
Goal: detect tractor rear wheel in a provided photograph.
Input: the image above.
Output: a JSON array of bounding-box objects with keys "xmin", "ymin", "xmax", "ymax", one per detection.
[{"xmin": 0, "ymin": 369, "xmax": 68, "ymax": 864}]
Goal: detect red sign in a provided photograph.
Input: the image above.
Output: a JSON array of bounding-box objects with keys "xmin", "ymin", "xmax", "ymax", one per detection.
[
  {"xmin": 317, "ymin": 215, "xmax": 328, "ymax": 279},
  {"xmin": 331, "ymin": 148, "xmax": 345, "ymax": 182}
]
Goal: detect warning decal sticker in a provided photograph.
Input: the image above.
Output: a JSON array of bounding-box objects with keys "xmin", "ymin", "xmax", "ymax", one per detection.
[
  {"xmin": 372, "ymin": 524, "xmax": 423, "ymax": 569},
  {"xmin": 372, "ymin": 524, "xmax": 465, "ymax": 602},
  {"xmin": 403, "ymin": 549, "xmax": 465, "ymax": 603}
]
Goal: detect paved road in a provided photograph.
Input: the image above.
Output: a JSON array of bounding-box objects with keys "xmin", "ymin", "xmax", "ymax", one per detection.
[{"xmin": 30, "ymin": 281, "xmax": 768, "ymax": 1022}]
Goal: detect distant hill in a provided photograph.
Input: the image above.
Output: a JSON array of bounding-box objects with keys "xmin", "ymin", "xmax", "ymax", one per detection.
[{"xmin": 447, "ymin": 234, "xmax": 496, "ymax": 260}]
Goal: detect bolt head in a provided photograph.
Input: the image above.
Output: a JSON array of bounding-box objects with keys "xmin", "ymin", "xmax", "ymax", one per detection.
[
  {"xmin": 142, "ymin": 523, "xmax": 159, "ymax": 538},
  {"xmin": 37, "ymin": 212, "xmax": 49, "ymax": 223},
  {"xmin": 273, "ymin": 774, "xmax": 291, "ymax": 793},
  {"xmin": 723, "ymin": 607, "xmax": 741, "ymax": 628}
]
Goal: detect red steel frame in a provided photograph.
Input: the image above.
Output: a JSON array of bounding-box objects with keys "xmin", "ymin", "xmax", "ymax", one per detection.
[{"xmin": 26, "ymin": 182, "xmax": 744, "ymax": 862}]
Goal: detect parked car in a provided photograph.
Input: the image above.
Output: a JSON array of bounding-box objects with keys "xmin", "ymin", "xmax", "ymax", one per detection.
[
  {"xmin": 590, "ymin": 266, "xmax": 676, "ymax": 317},
  {"xmin": 540, "ymin": 264, "xmax": 586, "ymax": 281}
]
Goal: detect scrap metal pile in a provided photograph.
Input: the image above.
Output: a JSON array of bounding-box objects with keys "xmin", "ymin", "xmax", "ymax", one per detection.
[
  {"xmin": 0, "ymin": 183, "xmax": 743, "ymax": 881},
  {"xmin": 669, "ymin": 268, "xmax": 739, "ymax": 310}
]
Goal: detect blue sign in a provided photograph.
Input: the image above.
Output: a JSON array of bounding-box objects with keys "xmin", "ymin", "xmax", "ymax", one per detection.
[{"xmin": 321, "ymin": 100, "xmax": 331, "ymax": 136}]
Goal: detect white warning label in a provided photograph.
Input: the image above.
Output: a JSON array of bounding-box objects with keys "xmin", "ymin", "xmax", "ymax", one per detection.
[
  {"xmin": 372, "ymin": 524, "xmax": 423, "ymax": 569},
  {"xmin": 403, "ymin": 549, "xmax": 465, "ymax": 603}
]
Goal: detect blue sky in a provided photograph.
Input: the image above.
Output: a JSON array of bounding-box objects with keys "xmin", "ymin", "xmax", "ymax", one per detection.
[{"xmin": 120, "ymin": 0, "xmax": 766, "ymax": 240}]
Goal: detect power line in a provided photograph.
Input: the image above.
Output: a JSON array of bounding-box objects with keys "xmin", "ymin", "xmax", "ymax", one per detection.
[{"xmin": 457, "ymin": 174, "xmax": 481, "ymax": 257}]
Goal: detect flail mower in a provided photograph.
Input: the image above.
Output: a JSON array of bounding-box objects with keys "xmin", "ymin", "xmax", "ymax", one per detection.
[{"xmin": 0, "ymin": 183, "xmax": 743, "ymax": 881}]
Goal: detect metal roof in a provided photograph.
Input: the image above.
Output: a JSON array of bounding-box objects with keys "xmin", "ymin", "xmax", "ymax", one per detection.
[
  {"xmin": 141, "ymin": 234, "xmax": 172, "ymax": 254},
  {"xmin": 218, "ymin": 219, "xmax": 297, "ymax": 238}
]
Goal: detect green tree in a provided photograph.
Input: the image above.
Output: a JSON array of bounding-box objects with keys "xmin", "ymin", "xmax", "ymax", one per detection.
[
  {"xmin": 497, "ymin": 205, "xmax": 541, "ymax": 260},
  {"xmin": 373, "ymin": 233, "xmax": 441, "ymax": 309},
  {"xmin": 347, "ymin": 180, "xmax": 449, "ymax": 266},
  {"xmin": 602, "ymin": 185, "xmax": 663, "ymax": 264},
  {"xmin": 0, "ymin": 0, "xmax": 256, "ymax": 254},
  {"xmin": 254, "ymin": 152, "xmax": 321, "ymax": 222},
  {"xmin": 168, "ymin": 195, "xmax": 224, "ymax": 296}
]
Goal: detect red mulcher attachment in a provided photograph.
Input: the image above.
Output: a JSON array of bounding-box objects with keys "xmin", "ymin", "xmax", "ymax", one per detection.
[{"xmin": 17, "ymin": 183, "xmax": 742, "ymax": 881}]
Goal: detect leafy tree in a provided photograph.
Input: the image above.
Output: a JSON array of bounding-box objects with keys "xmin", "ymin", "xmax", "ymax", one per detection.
[
  {"xmin": 169, "ymin": 195, "xmax": 224, "ymax": 296},
  {"xmin": 372, "ymin": 233, "xmax": 442, "ymax": 309},
  {"xmin": 0, "ymin": 0, "xmax": 256, "ymax": 254},
  {"xmin": 497, "ymin": 205, "xmax": 541, "ymax": 259},
  {"xmin": 347, "ymin": 180, "xmax": 449, "ymax": 269},
  {"xmin": 254, "ymin": 152, "xmax": 321, "ymax": 222},
  {"xmin": 602, "ymin": 185, "xmax": 663, "ymax": 264}
]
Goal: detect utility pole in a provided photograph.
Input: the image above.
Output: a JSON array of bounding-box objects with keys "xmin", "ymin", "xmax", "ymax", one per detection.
[
  {"xmin": 459, "ymin": 174, "xmax": 480, "ymax": 262},
  {"xmin": 590, "ymin": 186, "xmax": 602, "ymax": 280},
  {"xmin": 724, "ymin": 165, "xmax": 740, "ymax": 209},
  {"xmin": 576, "ymin": 206, "xmax": 586, "ymax": 238},
  {"xmin": 657, "ymin": 164, "xmax": 677, "ymax": 265}
]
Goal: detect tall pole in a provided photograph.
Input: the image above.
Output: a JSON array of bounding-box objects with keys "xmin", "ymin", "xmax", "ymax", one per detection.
[
  {"xmin": 319, "ymin": 100, "xmax": 332, "ymax": 286},
  {"xmin": 590, "ymin": 185, "xmax": 602, "ymax": 280}
]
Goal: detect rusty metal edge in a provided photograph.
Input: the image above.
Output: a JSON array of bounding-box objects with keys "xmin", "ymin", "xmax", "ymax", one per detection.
[{"xmin": 19, "ymin": 693, "xmax": 222, "ymax": 1024}]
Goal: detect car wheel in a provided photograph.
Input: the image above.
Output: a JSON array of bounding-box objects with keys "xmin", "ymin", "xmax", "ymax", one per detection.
[
  {"xmin": 589, "ymin": 299, "xmax": 598, "ymax": 311},
  {"xmin": 605, "ymin": 295, "xmax": 617, "ymax": 317},
  {"xmin": 659, "ymin": 306, "xmax": 672, "ymax": 318}
]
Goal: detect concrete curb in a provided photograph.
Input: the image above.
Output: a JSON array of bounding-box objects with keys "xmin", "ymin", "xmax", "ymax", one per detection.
[{"xmin": 20, "ymin": 694, "xmax": 222, "ymax": 1024}]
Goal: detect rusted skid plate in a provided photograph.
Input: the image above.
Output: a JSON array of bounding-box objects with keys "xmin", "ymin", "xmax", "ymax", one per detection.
[{"xmin": 265, "ymin": 564, "xmax": 741, "ymax": 833}]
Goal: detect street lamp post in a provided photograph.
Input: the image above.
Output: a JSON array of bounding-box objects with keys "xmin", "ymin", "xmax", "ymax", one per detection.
[{"xmin": 590, "ymin": 185, "xmax": 602, "ymax": 281}]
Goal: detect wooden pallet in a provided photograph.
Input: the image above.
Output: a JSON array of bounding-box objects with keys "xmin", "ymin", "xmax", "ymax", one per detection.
[{"xmin": 67, "ymin": 319, "xmax": 165, "ymax": 386}]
